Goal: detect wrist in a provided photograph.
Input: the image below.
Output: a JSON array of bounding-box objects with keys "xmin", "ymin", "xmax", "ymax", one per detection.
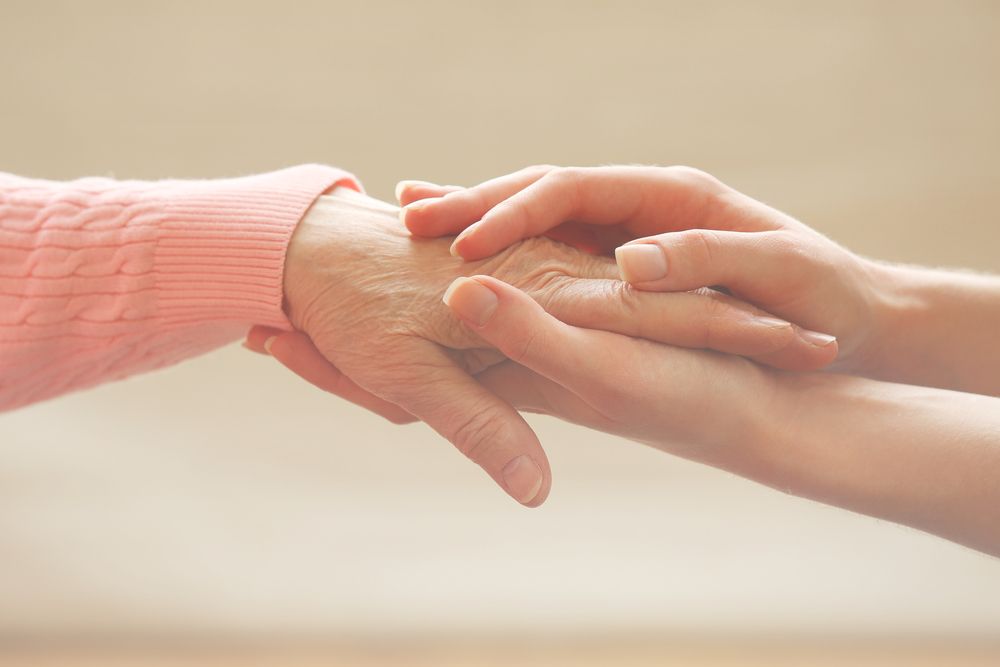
[
  {"xmin": 282, "ymin": 187, "xmax": 402, "ymax": 334},
  {"xmin": 693, "ymin": 360, "xmax": 791, "ymax": 478},
  {"xmin": 734, "ymin": 370, "xmax": 845, "ymax": 497},
  {"xmin": 154, "ymin": 165, "xmax": 358, "ymax": 329},
  {"xmin": 850, "ymin": 259, "xmax": 932, "ymax": 382},
  {"xmin": 281, "ymin": 186, "xmax": 367, "ymax": 331}
]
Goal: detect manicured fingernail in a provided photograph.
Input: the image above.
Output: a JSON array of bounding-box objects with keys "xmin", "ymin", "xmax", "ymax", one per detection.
[
  {"xmin": 442, "ymin": 277, "xmax": 498, "ymax": 326},
  {"xmin": 799, "ymin": 329, "xmax": 837, "ymax": 347},
  {"xmin": 450, "ymin": 222, "xmax": 478, "ymax": 257},
  {"xmin": 615, "ymin": 244, "xmax": 668, "ymax": 283},
  {"xmin": 399, "ymin": 199, "xmax": 428, "ymax": 226},
  {"xmin": 263, "ymin": 336, "xmax": 276, "ymax": 355},
  {"xmin": 502, "ymin": 455, "xmax": 544, "ymax": 505},
  {"xmin": 754, "ymin": 316, "xmax": 793, "ymax": 330},
  {"xmin": 394, "ymin": 180, "xmax": 412, "ymax": 202}
]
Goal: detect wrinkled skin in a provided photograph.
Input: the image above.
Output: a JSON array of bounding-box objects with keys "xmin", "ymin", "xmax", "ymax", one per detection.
[
  {"xmin": 281, "ymin": 188, "xmax": 620, "ymax": 506},
  {"xmin": 284, "ymin": 189, "xmax": 616, "ymax": 375}
]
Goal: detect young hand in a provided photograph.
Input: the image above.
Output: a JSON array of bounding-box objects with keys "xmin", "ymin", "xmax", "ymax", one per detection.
[{"xmin": 397, "ymin": 166, "xmax": 891, "ymax": 374}]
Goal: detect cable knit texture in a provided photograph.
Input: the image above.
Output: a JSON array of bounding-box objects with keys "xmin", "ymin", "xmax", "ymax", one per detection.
[{"xmin": 0, "ymin": 164, "xmax": 359, "ymax": 411}]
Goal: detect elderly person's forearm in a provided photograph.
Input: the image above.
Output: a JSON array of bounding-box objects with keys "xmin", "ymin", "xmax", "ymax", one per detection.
[{"xmin": 0, "ymin": 165, "xmax": 357, "ymax": 410}]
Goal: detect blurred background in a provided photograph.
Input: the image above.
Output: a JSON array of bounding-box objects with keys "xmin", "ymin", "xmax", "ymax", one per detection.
[{"xmin": 1, "ymin": 1, "xmax": 999, "ymax": 664}]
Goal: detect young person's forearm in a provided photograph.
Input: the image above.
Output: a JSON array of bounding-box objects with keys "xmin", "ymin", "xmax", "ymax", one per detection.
[
  {"xmin": 865, "ymin": 262, "xmax": 1000, "ymax": 396},
  {"xmin": 753, "ymin": 372, "xmax": 1000, "ymax": 556}
]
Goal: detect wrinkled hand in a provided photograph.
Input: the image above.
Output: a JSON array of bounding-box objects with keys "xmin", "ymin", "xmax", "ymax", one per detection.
[
  {"xmin": 248, "ymin": 186, "xmax": 824, "ymax": 505},
  {"xmin": 398, "ymin": 165, "xmax": 891, "ymax": 372},
  {"xmin": 274, "ymin": 187, "xmax": 609, "ymax": 506}
]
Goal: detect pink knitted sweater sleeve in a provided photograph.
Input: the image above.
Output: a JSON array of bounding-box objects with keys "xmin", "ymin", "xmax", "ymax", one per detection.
[{"xmin": 0, "ymin": 164, "xmax": 360, "ymax": 412}]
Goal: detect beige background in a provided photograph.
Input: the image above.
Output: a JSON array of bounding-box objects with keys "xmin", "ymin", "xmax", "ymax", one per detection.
[{"xmin": 1, "ymin": 0, "xmax": 999, "ymax": 650}]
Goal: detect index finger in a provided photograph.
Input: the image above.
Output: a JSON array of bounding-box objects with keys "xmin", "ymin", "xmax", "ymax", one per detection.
[
  {"xmin": 400, "ymin": 165, "xmax": 556, "ymax": 238},
  {"xmin": 446, "ymin": 166, "xmax": 739, "ymax": 261}
]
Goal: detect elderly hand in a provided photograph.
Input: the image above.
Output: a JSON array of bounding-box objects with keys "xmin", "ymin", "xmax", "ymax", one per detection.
[{"xmin": 248, "ymin": 186, "xmax": 827, "ymax": 506}]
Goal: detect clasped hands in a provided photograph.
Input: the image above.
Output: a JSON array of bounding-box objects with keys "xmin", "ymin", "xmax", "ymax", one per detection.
[{"xmin": 245, "ymin": 165, "xmax": 883, "ymax": 507}]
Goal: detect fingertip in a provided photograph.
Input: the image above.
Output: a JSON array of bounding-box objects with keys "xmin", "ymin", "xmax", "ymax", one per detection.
[
  {"xmin": 241, "ymin": 340, "xmax": 266, "ymax": 355},
  {"xmin": 756, "ymin": 333, "xmax": 839, "ymax": 372},
  {"xmin": 615, "ymin": 243, "xmax": 669, "ymax": 285},
  {"xmin": 501, "ymin": 454, "xmax": 547, "ymax": 506},
  {"xmin": 400, "ymin": 200, "xmax": 435, "ymax": 236},
  {"xmin": 394, "ymin": 180, "xmax": 413, "ymax": 203},
  {"xmin": 442, "ymin": 275, "xmax": 500, "ymax": 327},
  {"xmin": 800, "ymin": 329, "xmax": 837, "ymax": 348},
  {"xmin": 396, "ymin": 181, "xmax": 459, "ymax": 206},
  {"xmin": 810, "ymin": 337, "xmax": 840, "ymax": 369},
  {"xmin": 521, "ymin": 482, "xmax": 550, "ymax": 508},
  {"xmin": 449, "ymin": 233, "xmax": 495, "ymax": 261},
  {"xmin": 395, "ymin": 180, "xmax": 436, "ymax": 205},
  {"xmin": 798, "ymin": 330, "xmax": 839, "ymax": 369},
  {"xmin": 265, "ymin": 331, "xmax": 305, "ymax": 362},
  {"xmin": 263, "ymin": 335, "xmax": 277, "ymax": 355},
  {"xmin": 244, "ymin": 325, "xmax": 285, "ymax": 354}
]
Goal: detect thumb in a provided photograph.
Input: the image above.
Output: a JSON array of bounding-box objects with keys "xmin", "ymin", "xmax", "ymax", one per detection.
[
  {"xmin": 338, "ymin": 342, "xmax": 552, "ymax": 507},
  {"xmin": 614, "ymin": 229, "xmax": 803, "ymax": 305}
]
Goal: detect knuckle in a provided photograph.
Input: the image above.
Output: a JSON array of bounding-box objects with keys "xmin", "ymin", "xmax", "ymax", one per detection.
[
  {"xmin": 541, "ymin": 165, "xmax": 584, "ymax": 195},
  {"xmin": 696, "ymin": 292, "xmax": 733, "ymax": 347},
  {"xmin": 768, "ymin": 231, "xmax": 813, "ymax": 275},
  {"xmin": 682, "ymin": 228, "xmax": 724, "ymax": 267},
  {"xmin": 450, "ymin": 407, "xmax": 511, "ymax": 461},
  {"xmin": 608, "ymin": 281, "xmax": 644, "ymax": 330},
  {"xmin": 524, "ymin": 164, "xmax": 558, "ymax": 176},
  {"xmin": 529, "ymin": 167, "xmax": 586, "ymax": 220},
  {"xmin": 546, "ymin": 165, "xmax": 580, "ymax": 182},
  {"xmin": 667, "ymin": 165, "xmax": 724, "ymax": 191},
  {"xmin": 493, "ymin": 194, "xmax": 532, "ymax": 228},
  {"xmin": 467, "ymin": 185, "xmax": 493, "ymax": 213},
  {"xmin": 666, "ymin": 166, "xmax": 729, "ymax": 227},
  {"xmin": 587, "ymin": 363, "xmax": 637, "ymax": 413},
  {"xmin": 526, "ymin": 267, "xmax": 567, "ymax": 299},
  {"xmin": 508, "ymin": 326, "xmax": 542, "ymax": 365}
]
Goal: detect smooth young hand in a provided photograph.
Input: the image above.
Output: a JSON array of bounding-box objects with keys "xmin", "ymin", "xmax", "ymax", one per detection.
[{"xmin": 396, "ymin": 166, "xmax": 888, "ymax": 372}]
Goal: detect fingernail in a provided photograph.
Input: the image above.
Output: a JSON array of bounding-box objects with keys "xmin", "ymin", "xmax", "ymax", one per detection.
[
  {"xmin": 615, "ymin": 244, "xmax": 668, "ymax": 283},
  {"xmin": 799, "ymin": 329, "xmax": 837, "ymax": 347},
  {"xmin": 263, "ymin": 336, "xmax": 276, "ymax": 355},
  {"xmin": 449, "ymin": 223, "xmax": 478, "ymax": 257},
  {"xmin": 394, "ymin": 180, "xmax": 412, "ymax": 202},
  {"xmin": 754, "ymin": 316, "xmax": 793, "ymax": 330},
  {"xmin": 399, "ymin": 200, "xmax": 428, "ymax": 226},
  {"xmin": 443, "ymin": 277, "xmax": 498, "ymax": 326},
  {"xmin": 502, "ymin": 455, "xmax": 544, "ymax": 505},
  {"xmin": 241, "ymin": 341, "xmax": 264, "ymax": 355}
]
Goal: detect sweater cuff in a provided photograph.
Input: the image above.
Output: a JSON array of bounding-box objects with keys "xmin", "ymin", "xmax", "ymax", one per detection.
[{"xmin": 154, "ymin": 164, "xmax": 360, "ymax": 329}]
